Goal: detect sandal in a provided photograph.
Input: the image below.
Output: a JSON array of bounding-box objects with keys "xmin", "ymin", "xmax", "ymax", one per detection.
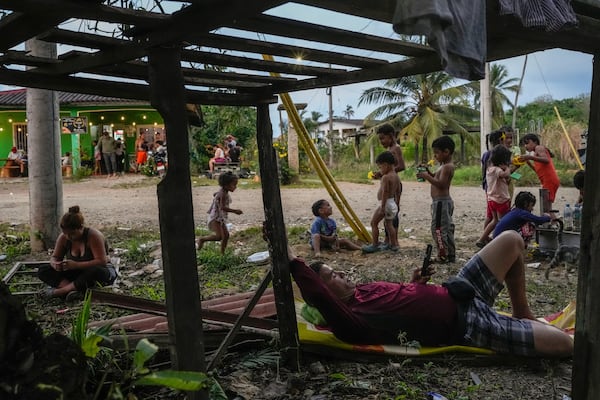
[
  {"xmin": 66, "ymin": 291, "xmax": 84, "ymax": 302},
  {"xmin": 361, "ymin": 244, "xmax": 381, "ymax": 254},
  {"xmin": 39, "ymin": 286, "xmax": 55, "ymax": 298},
  {"xmin": 475, "ymin": 241, "xmax": 488, "ymax": 249}
]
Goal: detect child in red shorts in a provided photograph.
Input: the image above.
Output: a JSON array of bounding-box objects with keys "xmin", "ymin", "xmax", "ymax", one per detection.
[{"xmin": 476, "ymin": 145, "xmax": 512, "ymax": 248}]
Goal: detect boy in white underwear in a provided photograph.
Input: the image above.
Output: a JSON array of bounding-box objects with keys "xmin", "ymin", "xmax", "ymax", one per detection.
[{"xmin": 362, "ymin": 151, "xmax": 401, "ymax": 253}]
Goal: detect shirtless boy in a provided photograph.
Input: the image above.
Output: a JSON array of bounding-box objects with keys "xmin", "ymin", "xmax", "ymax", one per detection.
[
  {"xmin": 416, "ymin": 136, "xmax": 456, "ymax": 263},
  {"xmin": 373, "ymin": 124, "xmax": 406, "ymax": 247},
  {"xmin": 362, "ymin": 151, "xmax": 402, "ymax": 253}
]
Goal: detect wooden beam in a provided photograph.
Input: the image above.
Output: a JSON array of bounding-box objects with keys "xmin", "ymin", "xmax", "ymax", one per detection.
[
  {"xmin": 39, "ymin": 28, "xmax": 127, "ymax": 50},
  {"xmin": 181, "ymin": 49, "xmax": 347, "ymax": 76},
  {"xmin": 0, "ymin": 0, "xmax": 168, "ymax": 26},
  {"xmin": 273, "ymin": 54, "xmax": 442, "ymax": 93},
  {"xmin": 229, "ymin": 14, "xmax": 434, "ymax": 57},
  {"xmin": 148, "ymin": 46, "xmax": 206, "ymax": 400},
  {"xmin": 188, "ymin": 33, "xmax": 389, "ymax": 69},
  {"xmin": 256, "ymin": 103, "xmax": 300, "ymax": 370},
  {"xmin": 33, "ymin": 0, "xmax": 287, "ymax": 76},
  {"xmin": 572, "ymin": 51, "xmax": 600, "ymax": 399},
  {"xmin": 0, "ymin": 50, "xmax": 60, "ymax": 67},
  {"xmin": 0, "ymin": 11, "xmax": 68, "ymax": 51},
  {"xmin": 0, "ymin": 69, "xmax": 276, "ymax": 105},
  {"xmin": 92, "ymin": 60, "xmax": 294, "ymax": 87},
  {"xmin": 294, "ymin": 0, "xmax": 396, "ymax": 23}
]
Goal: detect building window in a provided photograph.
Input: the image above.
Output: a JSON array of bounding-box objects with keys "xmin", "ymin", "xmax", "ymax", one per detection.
[{"xmin": 13, "ymin": 124, "xmax": 27, "ymax": 152}]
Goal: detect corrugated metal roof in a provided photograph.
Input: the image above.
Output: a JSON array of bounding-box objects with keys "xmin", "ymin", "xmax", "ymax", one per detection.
[
  {"xmin": 0, "ymin": 88, "xmax": 149, "ymax": 107},
  {"xmin": 88, "ymin": 288, "xmax": 277, "ymax": 334}
]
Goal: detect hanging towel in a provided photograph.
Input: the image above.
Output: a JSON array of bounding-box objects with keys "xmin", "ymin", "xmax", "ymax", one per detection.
[{"xmin": 392, "ymin": 0, "xmax": 486, "ymax": 81}]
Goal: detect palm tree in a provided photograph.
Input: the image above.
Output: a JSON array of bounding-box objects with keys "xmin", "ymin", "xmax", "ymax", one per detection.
[
  {"xmin": 302, "ymin": 110, "xmax": 322, "ymax": 140},
  {"xmin": 343, "ymin": 104, "xmax": 355, "ymax": 119},
  {"xmin": 471, "ymin": 63, "xmax": 520, "ymax": 127},
  {"xmin": 359, "ymin": 72, "xmax": 476, "ymax": 164}
]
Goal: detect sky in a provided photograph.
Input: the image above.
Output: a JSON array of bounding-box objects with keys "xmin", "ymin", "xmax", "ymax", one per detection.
[
  {"xmin": 268, "ymin": 50, "xmax": 594, "ymax": 134},
  {"xmin": 262, "ymin": 4, "xmax": 595, "ymax": 133}
]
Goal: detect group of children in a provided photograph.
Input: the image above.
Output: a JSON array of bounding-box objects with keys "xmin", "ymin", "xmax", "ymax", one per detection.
[
  {"xmin": 195, "ymin": 125, "xmax": 580, "ymax": 265},
  {"xmin": 476, "ymin": 129, "xmax": 563, "ymax": 248}
]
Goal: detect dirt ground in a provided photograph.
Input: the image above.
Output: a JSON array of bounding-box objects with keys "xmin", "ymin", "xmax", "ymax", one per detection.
[
  {"xmin": 0, "ymin": 174, "xmax": 580, "ymax": 399},
  {"xmin": 0, "ymin": 173, "xmax": 578, "ymax": 237}
]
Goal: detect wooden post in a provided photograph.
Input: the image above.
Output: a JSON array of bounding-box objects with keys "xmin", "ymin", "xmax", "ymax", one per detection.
[
  {"xmin": 288, "ymin": 125, "xmax": 299, "ymax": 172},
  {"xmin": 572, "ymin": 52, "xmax": 600, "ymax": 400},
  {"xmin": 148, "ymin": 46, "xmax": 207, "ymax": 400},
  {"xmin": 256, "ymin": 103, "xmax": 300, "ymax": 369}
]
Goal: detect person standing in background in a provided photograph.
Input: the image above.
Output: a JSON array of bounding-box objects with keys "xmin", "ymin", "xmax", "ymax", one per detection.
[
  {"xmin": 134, "ymin": 132, "xmax": 148, "ymax": 173},
  {"xmin": 98, "ymin": 131, "xmax": 117, "ymax": 178},
  {"xmin": 114, "ymin": 138, "xmax": 125, "ymax": 176},
  {"xmin": 518, "ymin": 133, "xmax": 560, "ymax": 204}
]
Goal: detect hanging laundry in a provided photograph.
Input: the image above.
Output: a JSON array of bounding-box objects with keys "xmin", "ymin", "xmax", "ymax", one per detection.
[
  {"xmin": 392, "ymin": 0, "xmax": 486, "ymax": 81},
  {"xmin": 498, "ymin": 0, "xmax": 578, "ymax": 32}
]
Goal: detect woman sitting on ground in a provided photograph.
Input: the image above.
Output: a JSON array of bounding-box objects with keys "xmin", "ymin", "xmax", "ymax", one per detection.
[{"xmin": 38, "ymin": 205, "xmax": 117, "ymax": 301}]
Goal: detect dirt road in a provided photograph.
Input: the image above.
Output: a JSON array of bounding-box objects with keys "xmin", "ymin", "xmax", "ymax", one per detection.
[{"xmin": 1, "ymin": 174, "xmax": 577, "ymax": 245}]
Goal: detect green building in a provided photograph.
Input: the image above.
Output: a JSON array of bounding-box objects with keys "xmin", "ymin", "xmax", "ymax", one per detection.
[{"xmin": 0, "ymin": 88, "xmax": 165, "ymax": 174}]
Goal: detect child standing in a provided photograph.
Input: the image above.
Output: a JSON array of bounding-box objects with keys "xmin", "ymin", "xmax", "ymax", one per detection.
[
  {"xmin": 310, "ymin": 199, "xmax": 361, "ymax": 257},
  {"xmin": 476, "ymin": 145, "xmax": 512, "ymax": 248},
  {"xmin": 416, "ymin": 136, "xmax": 456, "ymax": 263},
  {"xmin": 197, "ymin": 172, "xmax": 243, "ymax": 254},
  {"xmin": 518, "ymin": 133, "xmax": 560, "ymax": 204},
  {"xmin": 362, "ymin": 151, "xmax": 402, "ymax": 253},
  {"xmin": 374, "ymin": 123, "xmax": 406, "ymax": 247},
  {"xmin": 493, "ymin": 191, "xmax": 553, "ymax": 244}
]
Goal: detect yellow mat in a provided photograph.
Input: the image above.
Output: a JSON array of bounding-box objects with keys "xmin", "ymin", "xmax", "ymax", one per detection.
[{"xmin": 296, "ymin": 299, "xmax": 576, "ymax": 356}]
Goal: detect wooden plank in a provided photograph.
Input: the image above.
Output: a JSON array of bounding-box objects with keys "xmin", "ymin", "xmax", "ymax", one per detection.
[
  {"xmin": 0, "ymin": 69, "xmax": 277, "ymax": 106},
  {"xmin": 256, "ymin": 103, "xmax": 300, "ymax": 369},
  {"xmin": 294, "ymin": 0, "xmax": 396, "ymax": 23},
  {"xmin": 0, "ymin": 11, "xmax": 68, "ymax": 51},
  {"xmin": 0, "ymin": 0, "xmax": 167, "ymax": 26},
  {"xmin": 230, "ymin": 14, "xmax": 434, "ymax": 58},
  {"xmin": 273, "ymin": 54, "xmax": 442, "ymax": 94},
  {"xmin": 572, "ymin": 51, "xmax": 600, "ymax": 399},
  {"xmin": 148, "ymin": 48, "xmax": 206, "ymax": 398},
  {"xmin": 188, "ymin": 33, "xmax": 389, "ymax": 69},
  {"xmin": 181, "ymin": 49, "xmax": 347, "ymax": 76}
]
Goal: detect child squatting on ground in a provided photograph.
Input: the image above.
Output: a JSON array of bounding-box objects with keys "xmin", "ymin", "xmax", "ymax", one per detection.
[
  {"xmin": 197, "ymin": 172, "xmax": 243, "ymax": 254},
  {"xmin": 493, "ymin": 191, "xmax": 553, "ymax": 244},
  {"xmin": 416, "ymin": 136, "xmax": 456, "ymax": 263},
  {"xmin": 362, "ymin": 151, "xmax": 402, "ymax": 253},
  {"xmin": 309, "ymin": 199, "xmax": 361, "ymax": 257}
]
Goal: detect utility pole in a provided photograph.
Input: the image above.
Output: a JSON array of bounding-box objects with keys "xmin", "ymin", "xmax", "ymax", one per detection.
[
  {"xmin": 327, "ymin": 86, "xmax": 334, "ymax": 166},
  {"xmin": 512, "ymin": 55, "xmax": 528, "ymax": 131},
  {"xmin": 480, "ymin": 62, "xmax": 492, "ymax": 157}
]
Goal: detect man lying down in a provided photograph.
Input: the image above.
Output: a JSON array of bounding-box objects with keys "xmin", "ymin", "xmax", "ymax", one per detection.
[{"xmin": 280, "ymin": 230, "xmax": 572, "ymax": 357}]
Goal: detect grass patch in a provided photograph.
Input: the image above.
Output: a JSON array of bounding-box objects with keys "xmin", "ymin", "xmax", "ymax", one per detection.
[{"xmin": 0, "ymin": 223, "xmax": 31, "ymax": 264}]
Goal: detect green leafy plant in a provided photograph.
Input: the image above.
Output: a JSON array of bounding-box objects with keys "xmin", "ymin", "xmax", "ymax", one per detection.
[
  {"xmin": 70, "ymin": 291, "xmax": 226, "ymax": 399},
  {"xmin": 73, "ymin": 166, "xmax": 93, "ymax": 180},
  {"xmin": 71, "ymin": 290, "xmax": 112, "ymax": 358},
  {"xmin": 139, "ymin": 158, "xmax": 157, "ymax": 177}
]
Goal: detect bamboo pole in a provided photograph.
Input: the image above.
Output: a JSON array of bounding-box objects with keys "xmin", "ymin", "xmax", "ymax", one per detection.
[
  {"xmin": 554, "ymin": 106, "xmax": 584, "ymax": 170},
  {"xmin": 262, "ymin": 54, "xmax": 371, "ymax": 243}
]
